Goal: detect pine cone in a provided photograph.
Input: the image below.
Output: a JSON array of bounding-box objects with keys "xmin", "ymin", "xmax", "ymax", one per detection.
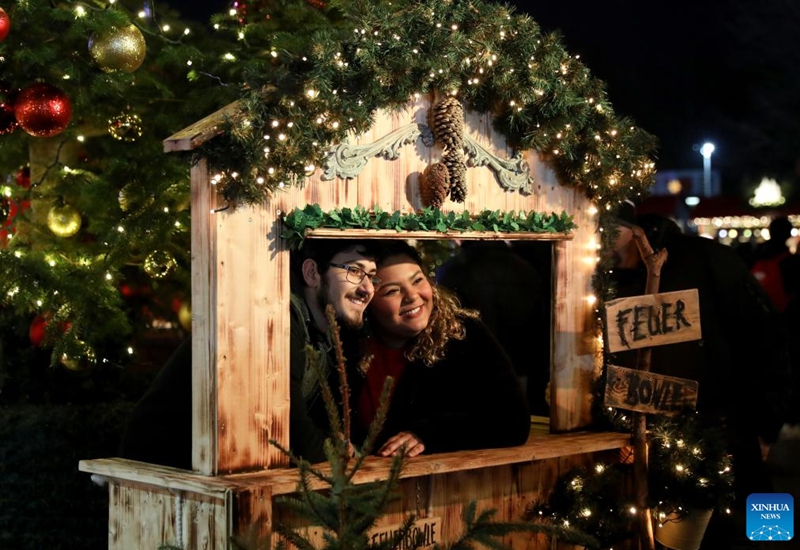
[
  {"xmin": 430, "ymin": 96, "xmax": 464, "ymax": 151},
  {"xmin": 419, "ymin": 162, "xmax": 450, "ymax": 208},
  {"xmin": 443, "ymin": 150, "xmax": 467, "ymax": 203}
]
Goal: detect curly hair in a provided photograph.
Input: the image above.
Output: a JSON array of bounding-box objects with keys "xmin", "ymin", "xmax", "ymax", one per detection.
[
  {"xmin": 405, "ymin": 283, "xmax": 479, "ymax": 366},
  {"xmin": 373, "ymin": 240, "xmax": 478, "ymax": 366}
]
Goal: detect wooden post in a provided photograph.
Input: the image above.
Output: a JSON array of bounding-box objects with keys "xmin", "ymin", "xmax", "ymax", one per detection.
[{"xmin": 631, "ymin": 226, "xmax": 667, "ymax": 550}]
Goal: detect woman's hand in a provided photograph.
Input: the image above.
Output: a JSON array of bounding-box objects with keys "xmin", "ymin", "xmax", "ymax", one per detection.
[{"xmin": 378, "ymin": 431, "xmax": 425, "ymax": 457}]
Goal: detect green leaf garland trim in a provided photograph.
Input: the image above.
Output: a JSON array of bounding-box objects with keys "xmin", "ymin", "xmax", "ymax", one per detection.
[{"xmin": 280, "ymin": 204, "xmax": 577, "ymax": 249}]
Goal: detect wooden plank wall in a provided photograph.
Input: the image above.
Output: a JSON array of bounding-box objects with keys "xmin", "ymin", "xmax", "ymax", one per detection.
[
  {"xmin": 195, "ymin": 94, "xmax": 601, "ymax": 474},
  {"xmin": 106, "ymin": 480, "xmax": 229, "ymax": 550}
]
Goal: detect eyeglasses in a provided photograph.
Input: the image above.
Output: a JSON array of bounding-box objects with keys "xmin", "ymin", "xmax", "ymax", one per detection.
[{"xmin": 328, "ymin": 262, "xmax": 382, "ymax": 287}]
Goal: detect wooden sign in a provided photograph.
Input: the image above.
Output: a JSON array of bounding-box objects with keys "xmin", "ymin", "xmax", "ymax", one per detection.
[
  {"xmin": 299, "ymin": 517, "xmax": 441, "ymax": 550},
  {"xmin": 604, "ymin": 289, "xmax": 701, "ymax": 353},
  {"xmin": 604, "ymin": 364, "xmax": 698, "ymax": 415}
]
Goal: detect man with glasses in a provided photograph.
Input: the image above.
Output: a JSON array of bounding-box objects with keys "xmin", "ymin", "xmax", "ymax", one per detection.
[
  {"xmin": 290, "ymin": 239, "xmax": 381, "ymax": 462},
  {"xmin": 120, "ymin": 239, "xmax": 380, "ymax": 468}
]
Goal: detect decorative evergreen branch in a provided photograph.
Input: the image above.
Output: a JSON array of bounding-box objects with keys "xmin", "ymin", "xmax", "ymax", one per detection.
[{"xmin": 198, "ymin": 0, "xmax": 656, "ymax": 209}]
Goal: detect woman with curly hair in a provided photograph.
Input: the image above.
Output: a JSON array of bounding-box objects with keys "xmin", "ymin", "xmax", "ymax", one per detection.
[{"xmin": 353, "ymin": 241, "xmax": 530, "ymax": 457}]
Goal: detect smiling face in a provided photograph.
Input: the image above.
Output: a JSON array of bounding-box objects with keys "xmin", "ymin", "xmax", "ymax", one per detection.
[
  {"xmin": 319, "ymin": 250, "xmax": 378, "ymax": 329},
  {"xmin": 368, "ymin": 253, "xmax": 434, "ymax": 348}
]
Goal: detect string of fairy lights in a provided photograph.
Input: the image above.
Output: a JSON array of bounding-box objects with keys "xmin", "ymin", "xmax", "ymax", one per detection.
[{"xmin": 530, "ymin": 414, "xmax": 734, "ymax": 546}]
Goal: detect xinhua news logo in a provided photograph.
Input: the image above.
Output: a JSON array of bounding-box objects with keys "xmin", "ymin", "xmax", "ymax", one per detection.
[{"xmin": 747, "ymin": 493, "xmax": 794, "ymax": 542}]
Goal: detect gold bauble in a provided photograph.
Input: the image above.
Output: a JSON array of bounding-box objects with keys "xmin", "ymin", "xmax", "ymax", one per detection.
[
  {"xmin": 108, "ymin": 112, "xmax": 143, "ymax": 141},
  {"xmin": 47, "ymin": 203, "xmax": 82, "ymax": 238},
  {"xmin": 118, "ymin": 182, "xmax": 153, "ymax": 213},
  {"xmin": 143, "ymin": 250, "xmax": 176, "ymax": 278},
  {"xmin": 89, "ymin": 25, "xmax": 146, "ymax": 73},
  {"xmin": 178, "ymin": 301, "xmax": 192, "ymax": 332},
  {"xmin": 60, "ymin": 341, "xmax": 97, "ymax": 371}
]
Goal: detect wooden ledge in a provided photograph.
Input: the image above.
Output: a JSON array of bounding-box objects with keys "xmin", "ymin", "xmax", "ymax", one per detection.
[
  {"xmin": 305, "ymin": 228, "xmax": 574, "ymax": 241},
  {"xmin": 80, "ymin": 431, "xmax": 629, "ymax": 498}
]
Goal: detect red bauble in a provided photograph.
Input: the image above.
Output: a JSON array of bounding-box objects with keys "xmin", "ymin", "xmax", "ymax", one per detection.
[
  {"xmin": 29, "ymin": 314, "xmax": 48, "ymax": 347},
  {"xmin": 14, "ymin": 83, "xmax": 72, "ymax": 137},
  {"xmin": 4, "ymin": 198, "xmax": 28, "ymax": 227},
  {"xmin": 15, "ymin": 166, "xmax": 30, "ymax": 189},
  {"xmin": 28, "ymin": 313, "xmax": 71, "ymax": 346},
  {"xmin": 0, "ymin": 8, "xmax": 10, "ymax": 43}
]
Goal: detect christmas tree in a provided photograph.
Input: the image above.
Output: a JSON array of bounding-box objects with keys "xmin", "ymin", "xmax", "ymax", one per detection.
[{"xmin": 0, "ymin": 0, "xmax": 356, "ymax": 395}]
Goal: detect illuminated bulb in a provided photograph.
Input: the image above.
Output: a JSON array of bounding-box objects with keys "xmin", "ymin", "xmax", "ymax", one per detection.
[
  {"xmin": 36, "ymin": 300, "xmax": 43, "ymax": 307},
  {"xmin": 74, "ymin": 6, "xmax": 86, "ymax": 16},
  {"xmin": 581, "ymin": 508, "xmax": 592, "ymax": 517},
  {"xmin": 256, "ymin": 177, "xmax": 265, "ymax": 184},
  {"xmin": 675, "ymin": 464, "xmax": 685, "ymax": 472},
  {"xmin": 117, "ymin": 226, "xmax": 125, "ymax": 233},
  {"xmin": 586, "ymin": 295, "xmax": 597, "ymax": 306},
  {"xmin": 184, "ymin": 28, "xmax": 190, "ymax": 35},
  {"xmin": 270, "ymin": 51, "xmax": 278, "ymax": 58},
  {"xmin": 105, "ymin": 273, "xmax": 113, "ymax": 281},
  {"xmin": 595, "ymin": 463, "xmax": 605, "ymax": 473},
  {"xmin": 629, "ymin": 507, "xmax": 637, "ymax": 515},
  {"xmin": 127, "ymin": 347, "xmax": 134, "ymax": 355},
  {"xmin": 162, "ymin": 24, "xmax": 171, "ymax": 32}
]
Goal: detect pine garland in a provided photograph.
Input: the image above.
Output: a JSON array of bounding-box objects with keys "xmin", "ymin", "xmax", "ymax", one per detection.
[{"xmin": 198, "ymin": 0, "xmax": 656, "ymax": 209}]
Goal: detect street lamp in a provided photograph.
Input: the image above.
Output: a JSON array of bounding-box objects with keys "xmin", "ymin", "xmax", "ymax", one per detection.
[{"xmin": 700, "ymin": 142, "xmax": 715, "ymax": 197}]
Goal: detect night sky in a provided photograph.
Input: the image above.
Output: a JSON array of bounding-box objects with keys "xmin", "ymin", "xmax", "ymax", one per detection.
[{"xmin": 164, "ymin": 0, "xmax": 798, "ymax": 195}]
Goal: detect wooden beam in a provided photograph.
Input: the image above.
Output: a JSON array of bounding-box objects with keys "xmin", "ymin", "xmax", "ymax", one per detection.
[{"xmin": 163, "ymin": 100, "xmax": 243, "ymax": 152}]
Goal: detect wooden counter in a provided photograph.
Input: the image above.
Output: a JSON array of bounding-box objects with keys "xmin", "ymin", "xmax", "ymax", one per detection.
[{"xmin": 80, "ymin": 431, "xmax": 631, "ymax": 549}]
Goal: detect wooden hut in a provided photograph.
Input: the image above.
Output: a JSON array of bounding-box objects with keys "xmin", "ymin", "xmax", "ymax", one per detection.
[
  {"xmin": 79, "ymin": 3, "xmax": 655, "ymax": 547},
  {"xmin": 79, "ymin": 92, "xmax": 633, "ymax": 548}
]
